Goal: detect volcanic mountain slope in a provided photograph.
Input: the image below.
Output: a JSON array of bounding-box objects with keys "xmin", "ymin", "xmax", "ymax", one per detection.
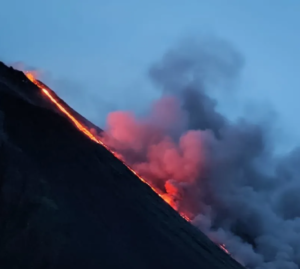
[{"xmin": 0, "ymin": 62, "xmax": 244, "ymax": 269}]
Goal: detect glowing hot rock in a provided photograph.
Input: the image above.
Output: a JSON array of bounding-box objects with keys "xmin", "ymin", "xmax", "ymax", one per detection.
[{"xmin": 25, "ymin": 71, "xmax": 230, "ymax": 254}]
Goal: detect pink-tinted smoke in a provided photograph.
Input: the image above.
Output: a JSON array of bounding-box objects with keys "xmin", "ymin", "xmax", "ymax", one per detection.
[{"xmin": 102, "ymin": 96, "xmax": 206, "ymax": 215}]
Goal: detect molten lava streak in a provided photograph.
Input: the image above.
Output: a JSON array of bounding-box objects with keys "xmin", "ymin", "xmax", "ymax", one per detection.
[
  {"xmin": 25, "ymin": 71, "xmax": 230, "ymax": 254},
  {"xmin": 25, "ymin": 73, "xmax": 188, "ymax": 214}
]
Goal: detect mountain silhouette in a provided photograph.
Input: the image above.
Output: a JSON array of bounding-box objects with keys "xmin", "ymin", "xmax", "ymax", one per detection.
[{"xmin": 0, "ymin": 62, "xmax": 244, "ymax": 269}]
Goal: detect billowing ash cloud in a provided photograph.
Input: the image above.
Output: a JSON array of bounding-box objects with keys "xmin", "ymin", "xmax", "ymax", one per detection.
[{"xmin": 101, "ymin": 37, "xmax": 300, "ymax": 269}]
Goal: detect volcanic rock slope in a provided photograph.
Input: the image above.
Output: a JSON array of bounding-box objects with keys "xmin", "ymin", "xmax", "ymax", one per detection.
[{"xmin": 0, "ymin": 62, "xmax": 244, "ymax": 269}]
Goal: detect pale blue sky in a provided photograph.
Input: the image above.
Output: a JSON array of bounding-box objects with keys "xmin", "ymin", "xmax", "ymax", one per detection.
[{"xmin": 1, "ymin": 0, "xmax": 300, "ymax": 152}]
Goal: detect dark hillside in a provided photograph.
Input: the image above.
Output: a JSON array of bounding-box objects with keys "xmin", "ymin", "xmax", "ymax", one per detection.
[{"xmin": 0, "ymin": 62, "xmax": 244, "ymax": 269}]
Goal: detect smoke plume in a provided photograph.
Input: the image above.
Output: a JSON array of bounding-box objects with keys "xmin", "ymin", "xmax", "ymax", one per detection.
[{"xmin": 102, "ymin": 37, "xmax": 300, "ymax": 269}]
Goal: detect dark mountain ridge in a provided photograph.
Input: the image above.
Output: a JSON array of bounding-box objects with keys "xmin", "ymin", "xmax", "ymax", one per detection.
[{"xmin": 0, "ymin": 62, "xmax": 244, "ymax": 269}]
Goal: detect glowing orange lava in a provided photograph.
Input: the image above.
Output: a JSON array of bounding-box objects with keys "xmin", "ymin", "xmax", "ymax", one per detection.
[
  {"xmin": 25, "ymin": 71, "xmax": 233, "ymax": 254},
  {"xmin": 220, "ymin": 244, "xmax": 230, "ymax": 255},
  {"xmin": 25, "ymin": 72, "xmax": 181, "ymax": 210}
]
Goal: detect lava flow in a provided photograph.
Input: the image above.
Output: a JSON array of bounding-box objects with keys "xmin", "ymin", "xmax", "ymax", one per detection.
[
  {"xmin": 25, "ymin": 72, "xmax": 188, "ymax": 215},
  {"xmin": 24, "ymin": 71, "xmax": 231, "ymax": 255}
]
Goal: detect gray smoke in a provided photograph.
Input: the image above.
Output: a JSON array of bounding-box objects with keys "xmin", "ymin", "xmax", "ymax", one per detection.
[
  {"xmin": 102, "ymin": 37, "xmax": 300, "ymax": 268},
  {"xmin": 149, "ymin": 38, "xmax": 300, "ymax": 269}
]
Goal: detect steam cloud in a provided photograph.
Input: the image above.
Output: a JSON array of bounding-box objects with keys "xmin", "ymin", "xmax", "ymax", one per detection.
[{"xmin": 101, "ymin": 37, "xmax": 300, "ymax": 269}]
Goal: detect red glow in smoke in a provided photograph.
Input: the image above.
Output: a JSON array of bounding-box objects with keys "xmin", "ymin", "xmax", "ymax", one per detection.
[{"xmin": 24, "ymin": 71, "xmax": 230, "ymax": 254}]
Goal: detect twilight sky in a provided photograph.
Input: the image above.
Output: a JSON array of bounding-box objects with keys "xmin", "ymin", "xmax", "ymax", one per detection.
[{"xmin": 1, "ymin": 0, "xmax": 300, "ymax": 153}]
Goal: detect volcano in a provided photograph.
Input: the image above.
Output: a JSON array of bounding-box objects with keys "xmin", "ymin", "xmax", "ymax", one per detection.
[{"xmin": 0, "ymin": 62, "xmax": 244, "ymax": 269}]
